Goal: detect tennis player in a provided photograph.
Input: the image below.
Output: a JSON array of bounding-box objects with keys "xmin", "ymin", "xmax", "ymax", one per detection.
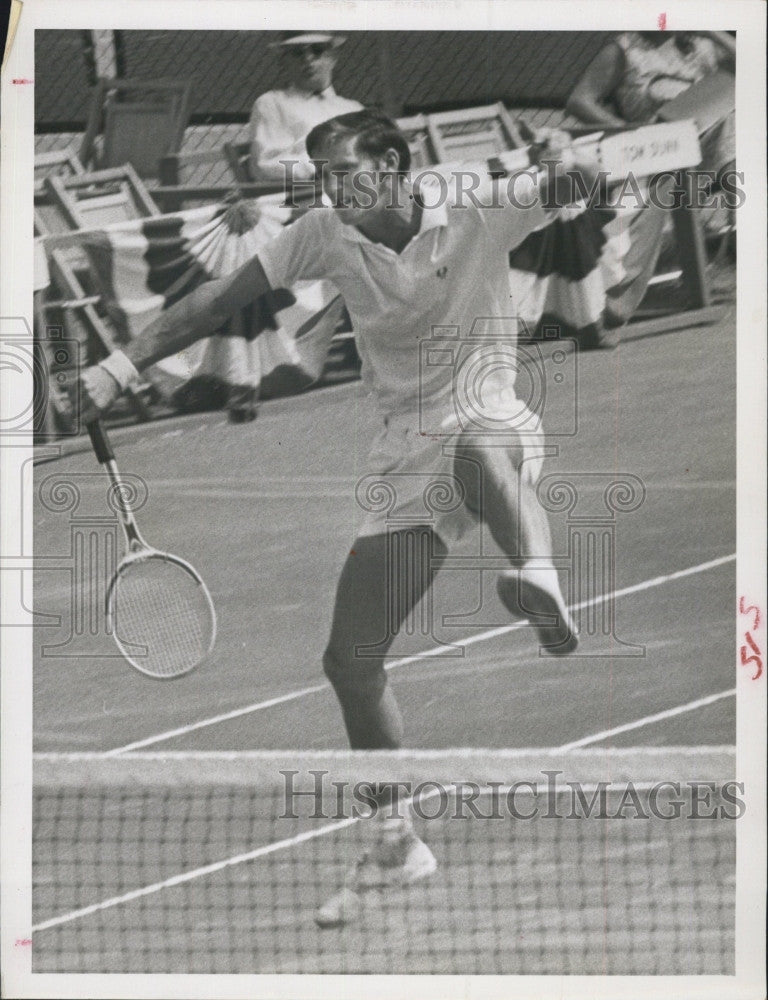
[{"xmin": 79, "ymin": 108, "xmax": 597, "ymax": 925}]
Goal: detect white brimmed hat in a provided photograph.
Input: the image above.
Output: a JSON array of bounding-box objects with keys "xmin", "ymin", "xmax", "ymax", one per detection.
[{"xmin": 269, "ymin": 31, "xmax": 346, "ymax": 49}]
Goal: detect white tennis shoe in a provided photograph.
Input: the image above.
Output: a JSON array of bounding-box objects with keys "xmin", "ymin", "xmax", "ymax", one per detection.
[
  {"xmin": 497, "ymin": 561, "xmax": 578, "ymax": 655},
  {"xmin": 314, "ymin": 816, "xmax": 437, "ymax": 928}
]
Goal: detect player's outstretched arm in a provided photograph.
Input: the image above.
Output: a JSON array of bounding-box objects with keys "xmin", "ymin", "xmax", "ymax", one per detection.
[
  {"xmin": 531, "ymin": 128, "xmax": 603, "ymax": 207},
  {"xmin": 125, "ymin": 254, "xmax": 272, "ymax": 371},
  {"xmin": 78, "ymin": 254, "xmax": 272, "ymax": 420}
]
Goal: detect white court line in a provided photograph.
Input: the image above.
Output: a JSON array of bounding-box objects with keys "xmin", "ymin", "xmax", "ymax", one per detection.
[
  {"xmin": 106, "ymin": 552, "xmax": 736, "ymax": 755},
  {"xmin": 31, "ymin": 815, "xmax": 358, "ymax": 933},
  {"xmin": 556, "ymin": 688, "xmax": 736, "ymax": 752},
  {"xmin": 104, "ymin": 685, "xmax": 330, "ymax": 756}
]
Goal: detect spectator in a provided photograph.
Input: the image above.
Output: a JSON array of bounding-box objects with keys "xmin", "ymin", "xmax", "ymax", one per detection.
[
  {"xmin": 249, "ymin": 31, "xmax": 363, "ymax": 182},
  {"xmin": 210, "ymin": 32, "xmax": 361, "ymax": 420},
  {"xmin": 567, "ymin": 31, "xmax": 734, "ymax": 175},
  {"xmin": 566, "ymin": 31, "xmax": 735, "ymax": 325}
]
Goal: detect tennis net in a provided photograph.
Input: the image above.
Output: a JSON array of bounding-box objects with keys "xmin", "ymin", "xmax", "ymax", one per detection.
[{"xmin": 33, "ymin": 748, "xmax": 737, "ymax": 975}]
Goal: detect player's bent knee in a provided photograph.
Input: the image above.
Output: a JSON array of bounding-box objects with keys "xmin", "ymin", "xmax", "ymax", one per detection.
[
  {"xmin": 454, "ymin": 439, "xmax": 524, "ymax": 489},
  {"xmin": 456, "ymin": 433, "xmax": 538, "ymax": 481},
  {"xmin": 322, "ymin": 646, "xmax": 387, "ymax": 703}
]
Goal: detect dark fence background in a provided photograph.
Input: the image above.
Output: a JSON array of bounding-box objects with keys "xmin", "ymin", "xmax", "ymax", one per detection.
[{"xmin": 36, "ymin": 30, "xmax": 609, "ymax": 131}]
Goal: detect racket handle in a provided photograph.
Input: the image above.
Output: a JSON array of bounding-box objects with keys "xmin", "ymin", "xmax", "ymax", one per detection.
[{"xmin": 87, "ymin": 420, "xmax": 115, "ymax": 465}]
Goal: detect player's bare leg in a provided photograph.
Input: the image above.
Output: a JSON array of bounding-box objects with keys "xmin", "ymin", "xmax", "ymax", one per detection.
[
  {"xmin": 454, "ymin": 437, "xmax": 578, "ymax": 654},
  {"xmin": 322, "ymin": 527, "xmax": 447, "ymax": 748},
  {"xmin": 316, "ymin": 527, "xmax": 445, "ymax": 927}
]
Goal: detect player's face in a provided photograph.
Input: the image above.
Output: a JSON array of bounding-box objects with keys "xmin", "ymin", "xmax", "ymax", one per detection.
[
  {"xmin": 285, "ymin": 44, "xmax": 337, "ymax": 93},
  {"xmin": 313, "ymin": 135, "xmax": 393, "ymax": 225}
]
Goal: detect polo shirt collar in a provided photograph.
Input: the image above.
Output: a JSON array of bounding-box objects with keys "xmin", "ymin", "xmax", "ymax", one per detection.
[
  {"xmin": 418, "ymin": 194, "xmax": 448, "ymax": 231},
  {"xmin": 289, "ymin": 84, "xmax": 337, "ymax": 99},
  {"xmin": 338, "ymin": 186, "xmax": 448, "ymax": 247}
]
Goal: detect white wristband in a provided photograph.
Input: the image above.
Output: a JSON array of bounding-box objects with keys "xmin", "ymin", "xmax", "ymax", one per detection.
[{"xmin": 99, "ymin": 350, "xmax": 140, "ymax": 390}]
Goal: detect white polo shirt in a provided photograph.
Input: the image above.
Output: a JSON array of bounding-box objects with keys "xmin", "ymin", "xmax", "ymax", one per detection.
[
  {"xmin": 257, "ymin": 173, "xmax": 548, "ymax": 421},
  {"xmin": 249, "ymin": 86, "xmax": 363, "ymax": 181}
]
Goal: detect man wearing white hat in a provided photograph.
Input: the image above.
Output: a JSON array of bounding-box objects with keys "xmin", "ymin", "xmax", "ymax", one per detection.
[{"xmin": 249, "ymin": 31, "xmax": 362, "ymax": 182}]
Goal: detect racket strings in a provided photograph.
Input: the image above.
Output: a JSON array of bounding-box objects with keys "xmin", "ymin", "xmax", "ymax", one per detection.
[{"xmin": 110, "ymin": 556, "xmax": 215, "ymax": 678}]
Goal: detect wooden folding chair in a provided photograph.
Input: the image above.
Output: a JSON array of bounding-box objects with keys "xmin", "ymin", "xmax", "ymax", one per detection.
[
  {"xmin": 34, "ymin": 149, "xmax": 85, "ymax": 194},
  {"xmin": 658, "ymin": 70, "xmax": 736, "ymax": 267},
  {"xmin": 426, "ymin": 102, "xmax": 524, "ymax": 164},
  {"xmin": 35, "ymin": 152, "xmax": 88, "ymax": 234},
  {"xmin": 80, "ymin": 77, "xmax": 192, "ymax": 178},
  {"xmin": 158, "ymin": 147, "xmax": 234, "ymax": 187},
  {"xmin": 34, "ymin": 191, "xmax": 73, "ymax": 239},
  {"xmin": 657, "ymin": 70, "xmax": 735, "ymax": 134},
  {"xmin": 44, "ymin": 166, "xmax": 160, "ymax": 230},
  {"xmin": 37, "ymin": 170, "xmax": 160, "ymax": 424},
  {"xmin": 36, "ymin": 168, "xmax": 158, "ymax": 306}
]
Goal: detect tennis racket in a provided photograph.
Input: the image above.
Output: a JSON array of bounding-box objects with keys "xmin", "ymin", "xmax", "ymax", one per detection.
[{"xmin": 87, "ymin": 420, "xmax": 217, "ymax": 679}]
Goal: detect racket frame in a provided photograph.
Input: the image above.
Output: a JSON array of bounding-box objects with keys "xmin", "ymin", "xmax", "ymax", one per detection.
[
  {"xmin": 105, "ymin": 547, "xmax": 218, "ymax": 680},
  {"xmin": 87, "ymin": 420, "xmax": 217, "ymax": 678}
]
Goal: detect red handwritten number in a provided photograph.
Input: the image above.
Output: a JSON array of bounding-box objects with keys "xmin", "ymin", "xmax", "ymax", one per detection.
[
  {"xmin": 739, "ymin": 596, "xmax": 761, "ymax": 631},
  {"xmin": 738, "ymin": 598, "xmax": 763, "ymax": 680},
  {"xmin": 740, "ymin": 633, "xmax": 763, "ymax": 680},
  {"xmin": 657, "ymin": 13, "xmax": 667, "ymax": 30},
  {"xmin": 15, "ymin": 938, "xmax": 32, "ymax": 947}
]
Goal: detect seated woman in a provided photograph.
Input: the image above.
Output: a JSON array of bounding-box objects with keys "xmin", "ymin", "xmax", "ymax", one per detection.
[
  {"xmin": 566, "ymin": 31, "xmax": 735, "ymax": 325},
  {"xmin": 568, "ymin": 31, "xmax": 734, "ymax": 172}
]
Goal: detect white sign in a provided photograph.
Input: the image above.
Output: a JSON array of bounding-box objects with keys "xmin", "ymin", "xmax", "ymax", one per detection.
[{"xmin": 599, "ymin": 119, "xmax": 702, "ymax": 180}]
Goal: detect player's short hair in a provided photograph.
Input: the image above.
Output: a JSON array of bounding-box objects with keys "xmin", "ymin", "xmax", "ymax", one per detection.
[{"xmin": 306, "ymin": 108, "xmax": 411, "ymax": 173}]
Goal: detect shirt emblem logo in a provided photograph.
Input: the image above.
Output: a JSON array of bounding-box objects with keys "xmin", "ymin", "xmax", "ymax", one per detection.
[{"xmin": 436, "ymin": 266, "xmax": 448, "ymax": 279}]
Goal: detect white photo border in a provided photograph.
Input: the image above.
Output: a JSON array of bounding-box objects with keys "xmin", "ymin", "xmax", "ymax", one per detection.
[{"xmin": 2, "ymin": 1, "xmax": 765, "ymax": 997}]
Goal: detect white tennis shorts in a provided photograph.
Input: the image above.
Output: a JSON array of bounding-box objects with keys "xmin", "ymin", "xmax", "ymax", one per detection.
[{"xmin": 355, "ymin": 402, "xmax": 547, "ymax": 545}]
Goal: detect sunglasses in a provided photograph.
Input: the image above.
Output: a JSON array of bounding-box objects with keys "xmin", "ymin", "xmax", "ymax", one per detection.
[{"xmin": 287, "ymin": 44, "xmax": 332, "ymax": 58}]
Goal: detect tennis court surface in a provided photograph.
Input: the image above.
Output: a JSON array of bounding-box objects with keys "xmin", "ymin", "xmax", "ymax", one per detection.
[{"xmin": 32, "ymin": 305, "xmax": 738, "ymax": 973}]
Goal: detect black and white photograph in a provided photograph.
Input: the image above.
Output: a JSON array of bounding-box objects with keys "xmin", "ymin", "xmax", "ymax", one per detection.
[{"xmin": 1, "ymin": 1, "xmax": 765, "ymax": 997}]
